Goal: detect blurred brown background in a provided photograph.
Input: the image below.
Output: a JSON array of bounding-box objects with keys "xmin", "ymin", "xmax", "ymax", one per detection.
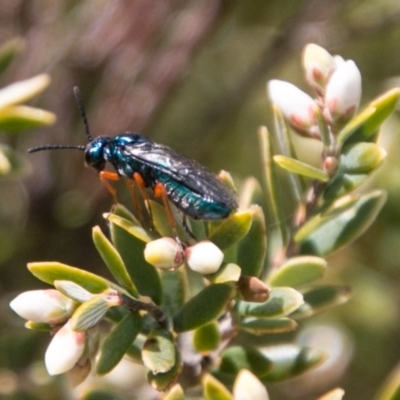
[{"xmin": 1, "ymin": 0, "xmax": 400, "ymax": 399}]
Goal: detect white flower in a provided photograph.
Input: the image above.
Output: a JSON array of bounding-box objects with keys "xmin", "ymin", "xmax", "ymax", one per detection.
[
  {"xmin": 144, "ymin": 238, "xmax": 184, "ymax": 270},
  {"xmin": 233, "ymin": 369, "xmax": 269, "ymax": 400},
  {"xmin": 324, "ymin": 60, "xmax": 362, "ymax": 124},
  {"xmin": 185, "ymin": 241, "xmax": 224, "ymax": 275},
  {"xmin": 267, "ymin": 80, "xmax": 320, "ymax": 138},
  {"xmin": 10, "ymin": 289, "xmax": 75, "ymax": 324},
  {"xmin": 302, "ymin": 44, "xmax": 336, "ymax": 94},
  {"xmin": 45, "ymin": 321, "xmax": 86, "ymax": 375}
]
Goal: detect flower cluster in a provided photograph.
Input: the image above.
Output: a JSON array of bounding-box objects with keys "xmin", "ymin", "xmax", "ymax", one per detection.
[
  {"xmin": 144, "ymin": 238, "xmax": 224, "ymax": 275},
  {"xmin": 10, "ymin": 283, "xmax": 122, "ymax": 379},
  {"xmin": 268, "ymin": 44, "xmax": 362, "ymax": 139}
]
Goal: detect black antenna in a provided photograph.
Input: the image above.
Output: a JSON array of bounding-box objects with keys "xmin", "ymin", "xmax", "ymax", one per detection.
[
  {"xmin": 27, "ymin": 87, "xmax": 92, "ymax": 154},
  {"xmin": 73, "ymin": 86, "xmax": 93, "ymax": 142},
  {"xmin": 28, "ymin": 144, "xmax": 86, "ymax": 153}
]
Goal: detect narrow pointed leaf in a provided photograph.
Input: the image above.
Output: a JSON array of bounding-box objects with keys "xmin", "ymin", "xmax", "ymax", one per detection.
[
  {"xmin": 273, "ymin": 155, "xmax": 329, "ymax": 182},
  {"xmin": 375, "ymin": 364, "xmax": 400, "ymax": 400},
  {"xmin": 237, "ymin": 205, "xmax": 267, "ymax": 277},
  {"xmin": 258, "ymin": 126, "xmax": 288, "ymax": 244},
  {"xmin": 173, "ymin": 283, "xmax": 234, "ymax": 333},
  {"xmin": 220, "ymin": 346, "xmax": 273, "ymax": 378},
  {"xmin": 207, "ymin": 210, "xmax": 253, "ymax": 250},
  {"xmin": 259, "ymin": 345, "xmax": 326, "ymax": 382},
  {"xmin": 338, "ymin": 88, "xmax": 400, "ymax": 144},
  {"xmin": 233, "ymin": 287, "xmax": 303, "ymax": 318},
  {"xmin": 236, "ymin": 317, "xmax": 297, "ymax": 335},
  {"xmin": 54, "ymin": 280, "xmax": 93, "ymax": 303},
  {"xmin": 202, "ymin": 374, "xmax": 233, "ymax": 400},
  {"xmin": 193, "ymin": 322, "xmax": 221, "ymax": 353},
  {"xmin": 292, "ymin": 285, "xmax": 352, "ymax": 319},
  {"xmin": 70, "ymin": 296, "xmax": 109, "ymax": 331},
  {"xmin": 296, "ymin": 190, "xmax": 386, "ymax": 256},
  {"xmin": 0, "ymin": 105, "xmax": 56, "ymax": 131},
  {"xmin": 25, "ymin": 321, "xmax": 52, "ymax": 331},
  {"xmin": 160, "ymin": 268, "xmax": 188, "ymax": 319},
  {"xmin": 239, "ymin": 177, "xmax": 264, "ymax": 209},
  {"xmin": 92, "ymin": 226, "xmax": 138, "ymax": 297},
  {"xmin": 233, "ymin": 370, "xmax": 270, "ymax": 400},
  {"xmin": 0, "ymin": 144, "xmax": 30, "ymax": 177},
  {"xmin": 28, "ymin": 262, "xmax": 109, "ymax": 293},
  {"xmin": 107, "ymin": 213, "xmax": 153, "ymax": 243},
  {"xmin": 340, "ymin": 142, "xmax": 386, "ymax": 174},
  {"xmin": 110, "ymin": 210, "xmax": 162, "ymax": 304},
  {"xmin": 96, "ymin": 311, "xmax": 142, "ymax": 375},
  {"xmin": 0, "ymin": 74, "xmax": 51, "ymax": 109},
  {"xmin": 323, "ymin": 172, "xmax": 369, "ymax": 201},
  {"xmin": 268, "ymin": 256, "xmax": 327, "ymax": 287}
]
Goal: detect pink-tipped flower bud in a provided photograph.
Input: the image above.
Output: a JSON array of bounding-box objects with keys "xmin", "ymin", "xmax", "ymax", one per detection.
[
  {"xmin": 185, "ymin": 241, "xmax": 224, "ymax": 275},
  {"xmin": 144, "ymin": 238, "xmax": 184, "ymax": 270},
  {"xmin": 324, "ymin": 60, "xmax": 362, "ymax": 125},
  {"xmin": 45, "ymin": 321, "xmax": 86, "ymax": 375},
  {"xmin": 267, "ymin": 80, "xmax": 320, "ymax": 138},
  {"xmin": 302, "ymin": 44, "xmax": 336, "ymax": 95},
  {"xmin": 10, "ymin": 289, "xmax": 75, "ymax": 325}
]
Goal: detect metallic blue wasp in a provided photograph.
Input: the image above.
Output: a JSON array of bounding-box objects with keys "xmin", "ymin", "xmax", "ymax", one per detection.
[{"xmin": 28, "ymin": 87, "xmax": 237, "ymax": 225}]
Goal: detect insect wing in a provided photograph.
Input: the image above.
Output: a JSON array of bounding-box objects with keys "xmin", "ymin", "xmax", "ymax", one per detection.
[{"xmin": 121, "ymin": 142, "xmax": 237, "ymax": 208}]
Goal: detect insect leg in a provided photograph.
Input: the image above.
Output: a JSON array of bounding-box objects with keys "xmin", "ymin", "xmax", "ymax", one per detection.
[
  {"xmin": 99, "ymin": 171, "xmax": 119, "ymax": 203},
  {"xmin": 125, "ymin": 178, "xmax": 146, "ymax": 227},
  {"xmin": 133, "ymin": 172, "xmax": 155, "ymax": 230}
]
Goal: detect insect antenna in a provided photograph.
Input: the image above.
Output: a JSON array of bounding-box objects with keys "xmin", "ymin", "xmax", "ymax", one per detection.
[
  {"xmin": 27, "ymin": 144, "xmax": 86, "ymax": 153},
  {"xmin": 73, "ymin": 86, "xmax": 93, "ymax": 142}
]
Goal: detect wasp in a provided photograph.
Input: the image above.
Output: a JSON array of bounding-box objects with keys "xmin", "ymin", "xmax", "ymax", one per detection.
[{"xmin": 28, "ymin": 87, "xmax": 237, "ymax": 231}]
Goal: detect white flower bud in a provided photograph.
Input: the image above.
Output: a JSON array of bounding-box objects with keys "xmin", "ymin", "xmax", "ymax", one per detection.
[
  {"xmin": 302, "ymin": 44, "xmax": 336, "ymax": 94},
  {"xmin": 324, "ymin": 60, "xmax": 362, "ymax": 124},
  {"xmin": 144, "ymin": 238, "xmax": 184, "ymax": 270},
  {"xmin": 267, "ymin": 80, "xmax": 320, "ymax": 138},
  {"xmin": 45, "ymin": 321, "xmax": 86, "ymax": 375},
  {"xmin": 185, "ymin": 241, "xmax": 224, "ymax": 275},
  {"xmin": 10, "ymin": 289, "xmax": 74, "ymax": 324},
  {"xmin": 233, "ymin": 369, "xmax": 269, "ymax": 400}
]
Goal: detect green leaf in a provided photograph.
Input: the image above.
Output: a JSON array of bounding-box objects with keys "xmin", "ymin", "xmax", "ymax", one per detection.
[
  {"xmin": 81, "ymin": 389, "xmax": 124, "ymax": 400},
  {"xmin": 25, "ymin": 321, "xmax": 52, "ymax": 331},
  {"xmin": 237, "ymin": 205, "xmax": 267, "ymax": 277},
  {"xmin": 96, "ymin": 311, "xmax": 142, "ymax": 375},
  {"xmin": 233, "ymin": 287, "xmax": 303, "ymax": 318},
  {"xmin": 107, "ymin": 213, "xmax": 153, "ymax": 243},
  {"xmin": 54, "ymin": 280, "xmax": 93, "ymax": 303},
  {"xmin": 318, "ymin": 388, "xmax": 345, "ymax": 400},
  {"xmin": 296, "ymin": 190, "xmax": 387, "ymax": 256},
  {"xmin": 160, "ymin": 268, "xmax": 188, "ymax": 319},
  {"xmin": 260, "ymin": 345, "xmax": 326, "ymax": 382},
  {"xmin": 142, "ymin": 329, "xmax": 176, "ymax": 374},
  {"xmin": 173, "ymin": 283, "xmax": 234, "ymax": 333},
  {"xmin": 207, "ymin": 263, "xmax": 241, "ymax": 284},
  {"xmin": 0, "ymin": 144, "xmax": 30, "ymax": 177},
  {"xmin": 292, "ymin": 285, "xmax": 352, "ymax": 319},
  {"xmin": 202, "ymin": 374, "xmax": 233, "ymax": 400},
  {"xmin": 0, "ymin": 38, "xmax": 25, "ymax": 77},
  {"xmin": 92, "ymin": 226, "xmax": 138, "ymax": 297},
  {"xmin": 110, "ymin": 213, "xmax": 163, "ymax": 304},
  {"xmin": 207, "ymin": 210, "xmax": 253, "ymax": 250},
  {"xmin": 268, "ymin": 256, "xmax": 327, "ymax": 287},
  {"xmin": 339, "ymin": 142, "xmax": 386, "ymax": 174},
  {"xmin": 28, "ymin": 262, "xmax": 109, "ymax": 293},
  {"xmin": 0, "ymin": 74, "xmax": 51, "ymax": 109},
  {"xmin": 0, "ymin": 105, "xmax": 56, "ymax": 131},
  {"xmin": 70, "ymin": 296, "xmax": 110, "ymax": 331},
  {"xmin": 338, "ymin": 88, "xmax": 400, "ymax": 144},
  {"xmin": 147, "ymin": 347, "xmax": 182, "ymax": 391},
  {"xmin": 163, "ymin": 384, "xmax": 185, "ymax": 400},
  {"xmin": 323, "ymin": 172, "xmax": 369, "ymax": 201},
  {"xmin": 258, "ymin": 126, "xmax": 288, "ymax": 244},
  {"xmin": 220, "ymin": 346, "xmax": 273, "ymax": 378},
  {"xmin": 193, "ymin": 322, "xmax": 221, "ymax": 353},
  {"xmin": 236, "ymin": 317, "xmax": 297, "ymax": 335},
  {"xmin": 273, "ymin": 155, "xmax": 329, "ymax": 182}
]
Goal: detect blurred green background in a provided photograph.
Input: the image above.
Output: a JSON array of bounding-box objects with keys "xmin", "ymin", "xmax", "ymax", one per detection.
[{"xmin": 1, "ymin": 0, "xmax": 400, "ymax": 399}]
